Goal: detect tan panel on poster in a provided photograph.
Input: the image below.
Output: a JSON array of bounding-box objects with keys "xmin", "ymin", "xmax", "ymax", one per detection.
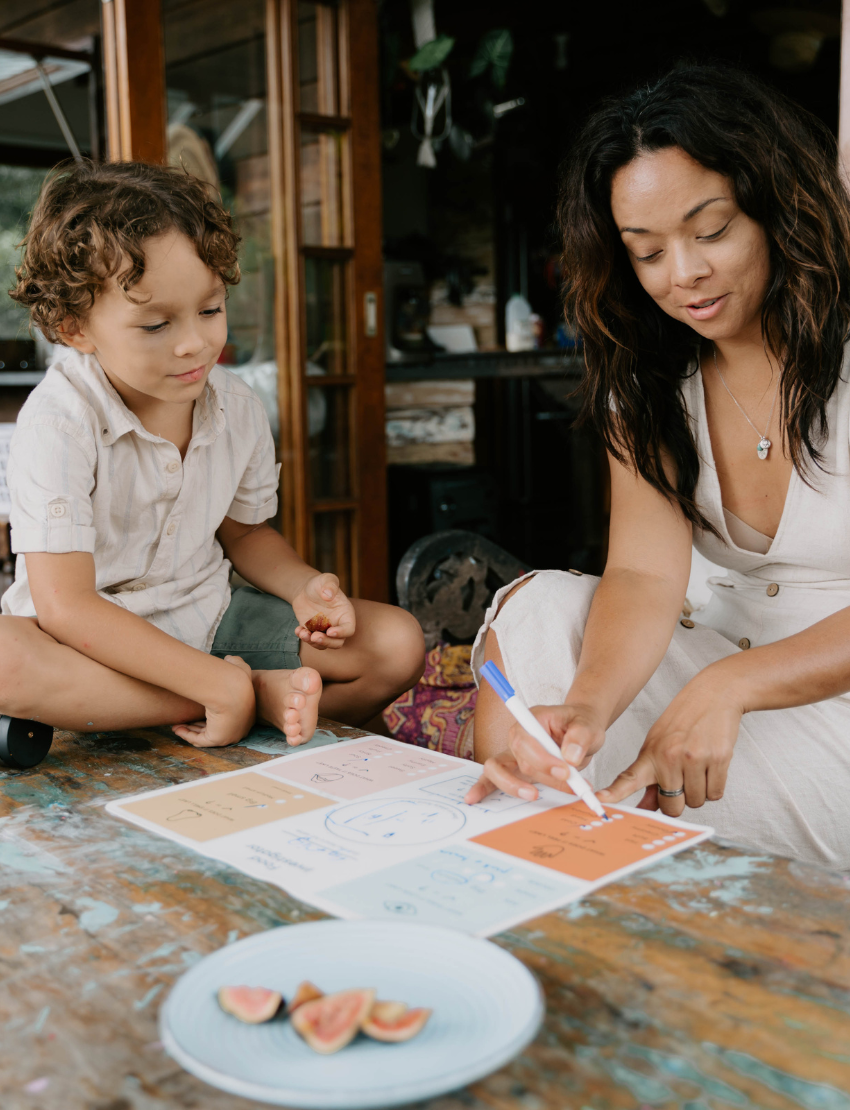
[{"xmin": 122, "ymin": 771, "xmax": 330, "ymax": 842}]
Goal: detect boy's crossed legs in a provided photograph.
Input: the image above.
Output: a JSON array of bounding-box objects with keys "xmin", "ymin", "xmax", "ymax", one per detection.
[{"xmin": 0, "ymin": 600, "xmax": 424, "ymax": 746}]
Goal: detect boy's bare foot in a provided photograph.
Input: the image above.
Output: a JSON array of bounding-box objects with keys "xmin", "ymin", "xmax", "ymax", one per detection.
[{"xmin": 253, "ymin": 667, "xmax": 322, "ymax": 745}]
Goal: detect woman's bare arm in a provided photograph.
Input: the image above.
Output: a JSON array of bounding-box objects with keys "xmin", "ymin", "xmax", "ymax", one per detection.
[{"xmin": 567, "ymin": 450, "xmax": 693, "ymax": 728}]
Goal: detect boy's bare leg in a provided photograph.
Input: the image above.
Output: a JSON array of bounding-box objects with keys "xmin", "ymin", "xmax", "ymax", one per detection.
[
  {"xmin": 0, "ymin": 616, "xmax": 203, "ymax": 731},
  {"xmin": 299, "ymin": 599, "xmax": 425, "ymax": 727}
]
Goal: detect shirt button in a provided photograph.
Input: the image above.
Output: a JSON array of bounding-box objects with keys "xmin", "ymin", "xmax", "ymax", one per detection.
[
  {"xmin": 680, "ymin": 618, "xmax": 695, "ymax": 629},
  {"xmin": 738, "ymin": 637, "xmax": 751, "ymax": 650},
  {"xmin": 568, "ymin": 568, "xmax": 583, "ymax": 576},
  {"xmin": 166, "ymin": 461, "xmax": 180, "ymax": 473},
  {"xmin": 49, "ymin": 503, "xmax": 67, "ymax": 518},
  {"xmin": 766, "ymin": 583, "xmax": 779, "ymax": 597},
  {"xmin": 167, "ymin": 522, "xmax": 176, "ymax": 536}
]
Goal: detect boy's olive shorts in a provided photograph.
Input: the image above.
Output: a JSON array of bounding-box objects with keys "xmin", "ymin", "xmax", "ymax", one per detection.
[{"xmin": 210, "ymin": 586, "xmax": 302, "ymax": 671}]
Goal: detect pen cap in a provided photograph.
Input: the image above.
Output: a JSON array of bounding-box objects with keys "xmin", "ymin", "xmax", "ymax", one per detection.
[{"xmin": 480, "ymin": 661, "xmax": 515, "ymax": 702}]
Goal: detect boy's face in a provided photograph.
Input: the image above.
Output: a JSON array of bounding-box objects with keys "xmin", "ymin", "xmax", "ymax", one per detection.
[{"xmin": 62, "ymin": 229, "xmax": 228, "ymax": 407}]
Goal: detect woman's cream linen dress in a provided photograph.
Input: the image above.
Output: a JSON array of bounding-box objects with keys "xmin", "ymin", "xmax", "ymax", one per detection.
[{"xmin": 471, "ymin": 363, "xmax": 850, "ymax": 868}]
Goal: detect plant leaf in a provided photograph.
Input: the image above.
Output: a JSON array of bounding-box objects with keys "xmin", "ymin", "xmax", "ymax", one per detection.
[
  {"xmin": 408, "ymin": 34, "xmax": 455, "ymax": 74},
  {"xmin": 470, "ymin": 28, "xmax": 513, "ymax": 88}
]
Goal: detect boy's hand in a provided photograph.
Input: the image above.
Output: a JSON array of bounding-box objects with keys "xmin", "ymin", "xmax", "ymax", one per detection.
[
  {"xmin": 292, "ymin": 572, "xmax": 356, "ymax": 650},
  {"xmin": 172, "ymin": 656, "xmax": 256, "ymax": 747}
]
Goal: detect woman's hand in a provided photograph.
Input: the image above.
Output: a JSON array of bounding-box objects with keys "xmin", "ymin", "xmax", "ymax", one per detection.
[
  {"xmin": 292, "ymin": 572, "xmax": 356, "ymax": 650},
  {"xmin": 464, "ymin": 703, "xmax": 606, "ymax": 804},
  {"xmin": 597, "ymin": 668, "xmax": 743, "ymax": 816}
]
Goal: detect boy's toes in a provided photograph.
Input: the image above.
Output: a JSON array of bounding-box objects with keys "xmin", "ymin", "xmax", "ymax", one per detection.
[
  {"xmin": 291, "ymin": 666, "xmax": 322, "ymax": 696},
  {"xmin": 284, "ymin": 667, "xmax": 321, "ymax": 744}
]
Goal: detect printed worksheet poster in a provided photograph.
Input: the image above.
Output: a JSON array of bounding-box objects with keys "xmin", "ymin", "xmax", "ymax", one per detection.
[{"xmin": 107, "ymin": 735, "xmax": 712, "ymax": 937}]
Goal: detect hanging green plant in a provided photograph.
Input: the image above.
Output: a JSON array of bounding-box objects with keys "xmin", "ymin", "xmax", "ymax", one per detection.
[
  {"xmin": 408, "ymin": 34, "xmax": 455, "ymax": 74},
  {"xmin": 470, "ymin": 28, "xmax": 513, "ymax": 89}
]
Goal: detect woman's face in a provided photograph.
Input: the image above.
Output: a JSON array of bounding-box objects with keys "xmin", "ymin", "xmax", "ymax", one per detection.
[{"xmin": 610, "ymin": 146, "xmax": 771, "ymax": 345}]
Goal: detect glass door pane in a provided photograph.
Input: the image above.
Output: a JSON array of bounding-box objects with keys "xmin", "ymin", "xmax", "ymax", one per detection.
[{"xmin": 163, "ymin": 0, "xmax": 279, "ymax": 443}]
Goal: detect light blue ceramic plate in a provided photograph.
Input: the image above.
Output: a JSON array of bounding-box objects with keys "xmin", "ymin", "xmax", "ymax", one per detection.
[{"xmin": 160, "ymin": 919, "xmax": 544, "ymax": 1108}]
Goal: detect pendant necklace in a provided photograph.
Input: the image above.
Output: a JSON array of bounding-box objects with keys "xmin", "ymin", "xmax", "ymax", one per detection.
[{"xmin": 711, "ymin": 343, "xmax": 781, "ymax": 461}]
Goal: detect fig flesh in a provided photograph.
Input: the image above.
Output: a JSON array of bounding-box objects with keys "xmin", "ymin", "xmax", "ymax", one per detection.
[
  {"xmin": 362, "ymin": 1000, "xmax": 432, "ymax": 1043},
  {"xmin": 217, "ymin": 985, "xmax": 283, "ymax": 1024},
  {"xmin": 291, "ymin": 988, "xmax": 375, "ymax": 1054},
  {"xmin": 304, "ymin": 612, "xmax": 332, "ymax": 634},
  {"xmin": 287, "ymin": 980, "xmax": 324, "ymax": 1013}
]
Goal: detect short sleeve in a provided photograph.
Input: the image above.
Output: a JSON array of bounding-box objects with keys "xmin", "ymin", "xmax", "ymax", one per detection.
[
  {"xmin": 7, "ymin": 423, "xmax": 97, "ymax": 553},
  {"xmin": 226, "ymin": 420, "xmax": 279, "ymax": 525}
]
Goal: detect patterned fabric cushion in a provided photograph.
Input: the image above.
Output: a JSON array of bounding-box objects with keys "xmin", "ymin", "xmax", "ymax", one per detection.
[{"xmin": 382, "ymin": 642, "xmax": 476, "ymax": 760}]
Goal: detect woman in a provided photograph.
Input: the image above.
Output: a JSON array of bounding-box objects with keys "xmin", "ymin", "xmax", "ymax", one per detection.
[{"xmin": 466, "ymin": 63, "xmax": 850, "ymax": 868}]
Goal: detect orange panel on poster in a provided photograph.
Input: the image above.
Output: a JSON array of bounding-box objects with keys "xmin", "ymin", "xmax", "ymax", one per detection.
[{"xmin": 472, "ymin": 803, "xmax": 703, "ymax": 882}]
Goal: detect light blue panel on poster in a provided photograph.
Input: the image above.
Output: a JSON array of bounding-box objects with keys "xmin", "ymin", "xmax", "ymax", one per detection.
[{"xmin": 322, "ymin": 842, "xmax": 583, "ymax": 932}]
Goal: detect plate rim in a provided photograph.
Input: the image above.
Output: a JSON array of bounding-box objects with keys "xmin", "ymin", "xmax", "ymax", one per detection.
[{"xmin": 159, "ymin": 920, "xmax": 545, "ymax": 1109}]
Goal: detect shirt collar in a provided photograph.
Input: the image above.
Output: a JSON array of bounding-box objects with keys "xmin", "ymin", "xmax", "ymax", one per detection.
[{"xmin": 83, "ymin": 353, "xmax": 226, "ymax": 447}]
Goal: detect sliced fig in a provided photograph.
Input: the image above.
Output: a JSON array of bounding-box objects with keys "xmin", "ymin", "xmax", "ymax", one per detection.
[
  {"xmin": 291, "ymin": 988, "xmax": 375, "ymax": 1054},
  {"xmin": 217, "ymin": 985, "xmax": 283, "ymax": 1023},
  {"xmin": 287, "ymin": 980, "xmax": 324, "ymax": 1013},
  {"xmin": 362, "ymin": 999, "xmax": 432, "ymax": 1042},
  {"xmin": 305, "ymin": 612, "xmax": 332, "ymax": 634}
]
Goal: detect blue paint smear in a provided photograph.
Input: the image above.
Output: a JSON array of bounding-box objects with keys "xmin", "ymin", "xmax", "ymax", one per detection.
[
  {"xmin": 0, "ymin": 842, "xmax": 64, "ymax": 875},
  {"xmin": 19, "ymin": 944, "xmax": 47, "ymax": 954},
  {"xmin": 133, "ymin": 984, "xmax": 164, "ymax": 1011},
  {"xmin": 137, "ymin": 941, "xmax": 181, "ymax": 965},
  {"xmin": 32, "ymin": 1006, "xmax": 50, "ymax": 1034},
  {"xmin": 626, "ymin": 1045, "xmax": 749, "ymax": 1106},
  {"xmin": 76, "ymin": 897, "xmax": 119, "ymax": 932},
  {"xmin": 132, "ymin": 902, "xmax": 163, "ymax": 915},
  {"xmin": 649, "ymin": 848, "xmax": 769, "ymax": 887},
  {"xmin": 226, "ymin": 930, "xmax": 239, "ymax": 944},
  {"xmin": 704, "ymin": 1044, "xmax": 850, "ymax": 1110},
  {"xmin": 602, "ymin": 1060, "xmax": 673, "ymax": 1104}
]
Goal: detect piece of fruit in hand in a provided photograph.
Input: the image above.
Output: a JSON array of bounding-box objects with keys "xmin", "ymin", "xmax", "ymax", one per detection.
[
  {"xmin": 291, "ymin": 988, "xmax": 375, "ymax": 1054},
  {"xmin": 361, "ymin": 999, "xmax": 432, "ymax": 1042},
  {"xmin": 217, "ymin": 985, "xmax": 283, "ymax": 1023},
  {"xmin": 304, "ymin": 612, "xmax": 332, "ymax": 634}
]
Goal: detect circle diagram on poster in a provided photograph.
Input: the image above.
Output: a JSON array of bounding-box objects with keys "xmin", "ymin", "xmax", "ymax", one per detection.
[{"xmin": 324, "ymin": 798, "xmax": 466, "ymax": 845}]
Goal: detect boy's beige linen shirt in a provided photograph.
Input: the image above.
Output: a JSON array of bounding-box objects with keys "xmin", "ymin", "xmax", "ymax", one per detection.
[{"xmin": 1, "ymin": 350, "xmax": 279, "ymax": 651}]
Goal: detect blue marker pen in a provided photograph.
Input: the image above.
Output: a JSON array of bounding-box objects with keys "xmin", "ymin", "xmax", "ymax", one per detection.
[{"xmin": 480, "ymin": 660, "xmax": 607, "ymax": 819}]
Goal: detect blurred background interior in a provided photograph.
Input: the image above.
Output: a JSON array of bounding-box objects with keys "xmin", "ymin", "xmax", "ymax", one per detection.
[{"xmin": 0, "ymin": 0, "xmax": 843, "ymax": 604}]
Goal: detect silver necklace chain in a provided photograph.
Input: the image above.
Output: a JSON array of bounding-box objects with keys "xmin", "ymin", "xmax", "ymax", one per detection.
[{"xmin": 711, "ymin": 343, "xmax": 781, "ymax": 461}]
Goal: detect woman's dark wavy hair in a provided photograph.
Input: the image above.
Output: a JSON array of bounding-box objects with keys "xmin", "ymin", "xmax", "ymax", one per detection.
[{"xmin": 559, "ymin": 62, "xmax": 850, "ymax": 534}]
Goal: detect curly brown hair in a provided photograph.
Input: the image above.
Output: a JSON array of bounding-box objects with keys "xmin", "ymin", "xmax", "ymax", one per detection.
[
  {"xmin": 11, "ymin": 159, "xmax": 241, "ymax": 343},
  {"xmin": 559, "ymin": 62, "xmax": 850, "ymax": 536}
]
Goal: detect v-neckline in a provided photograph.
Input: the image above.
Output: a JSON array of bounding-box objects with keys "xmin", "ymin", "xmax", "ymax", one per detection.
[{"xmin": 693, "ymin": 365, "xmax": 796, "ymax": 556}]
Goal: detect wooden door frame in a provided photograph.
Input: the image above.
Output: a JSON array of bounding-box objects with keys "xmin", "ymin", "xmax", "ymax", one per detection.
[
  {"xmin": 102, "ymin": 0, "xmax": 166, "ymax": 163},
  {"xmin": 270, "ymin": 0, "xmax": 387, "ymax": 600}
]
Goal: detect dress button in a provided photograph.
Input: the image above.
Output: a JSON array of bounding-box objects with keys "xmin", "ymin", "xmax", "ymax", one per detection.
[
  {"xmin": 166, "ymin": 522, "xmax": 176, "ymax": 536},
  {"xmin": 568, "ymin": 568, "xmax": 583, "ymax": 576},
  {"xmin": 49, "ymin": 502, "xmax": 67, "ymax": 518},
  {"xmin": 766, "ymin": 583, "xmax": 779, "ymax": 596},
  {"xmin": 167, "ymin": 461, "xmax": 180, "ymax": 473},
  {"xmin": 738, "ymin": 637, "xmax": 751, "ymax": 650},
  {"xmin": 680, "ymin": 618, "xmax": 695, "ymax": 629}
]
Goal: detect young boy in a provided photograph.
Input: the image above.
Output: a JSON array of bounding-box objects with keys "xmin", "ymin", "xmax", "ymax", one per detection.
[{"xmin": 3, "ymin": 160, "xmax": 424, "ymax": 747}]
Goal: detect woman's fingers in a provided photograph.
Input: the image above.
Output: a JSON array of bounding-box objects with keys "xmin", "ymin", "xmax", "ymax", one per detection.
[
  {"xmin": 597, "ymin": 752, "xmax": 657, "ymax": 804},
  {"xmin": 463, "ymin": 772, "xmax": 500, "ymax": 805},
  {"xmin": 706, "ymin": 757, "xmax": 729, "ymax": 802}
]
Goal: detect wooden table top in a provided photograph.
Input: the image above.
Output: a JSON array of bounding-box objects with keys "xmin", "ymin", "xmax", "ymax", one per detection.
[{"xmin": 2, "ymin": 724, "xmax": 849, "ymax": 1110}]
